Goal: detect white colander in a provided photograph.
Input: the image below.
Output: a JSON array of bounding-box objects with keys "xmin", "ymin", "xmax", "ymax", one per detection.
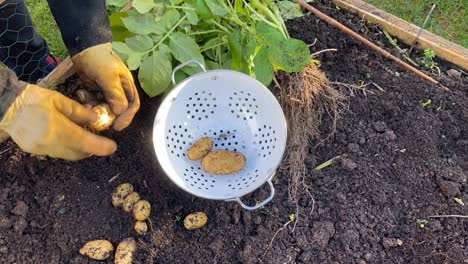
[{"xmin": 152, "ymin": 60, "xmax": 287, "ymax": 210}]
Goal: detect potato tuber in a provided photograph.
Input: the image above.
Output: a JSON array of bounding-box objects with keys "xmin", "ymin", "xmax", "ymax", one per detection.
[
  {"xmin": 114, "ymin": 237, "xmax": 137, "ymax": 264},
  {"xmin": 187, "ymin": 137, "xmax": 214, "ymax": 160},
  {"xmin": 134, "ymin": 221, "xmax": 148, "ymax": 235},
  {"xmin": 184, "ymin": 212, "xmax": 208, "ymax": 230},
  {"xmin": 88, "ymin": 104, "xmax": 116, "ymax": 132},
  {"xmin": 132, "ymin": 200, "xmax": 151, "ymax": 221},
  {"xmin": 112, "ymin": 183, "xmax": 134, "ymax": 207},
  {"xmin": 201, "ymin": 150, "xmax": 246, "ymax": 175},
  {"xmin": 79, "ymin": 239, "xmax": 114, "ymax": 260},
  {"xmin": 122, "ymin": 192, "xmax": 140, "ymax": 213}
]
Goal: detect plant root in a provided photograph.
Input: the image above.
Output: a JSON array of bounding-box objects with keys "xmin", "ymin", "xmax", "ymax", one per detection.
[{"xmin": 278, "ymin": 64, "xmax": 344, "ymax": 204}]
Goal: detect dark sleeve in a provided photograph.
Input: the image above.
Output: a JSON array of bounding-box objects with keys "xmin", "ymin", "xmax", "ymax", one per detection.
[
  {"xmin": 0, "ymin": 67, "xmax": 27, "ymax": 120},
  {"xmin": 46, "ymin": 0, "xmax": 112, "ymax": 56}
]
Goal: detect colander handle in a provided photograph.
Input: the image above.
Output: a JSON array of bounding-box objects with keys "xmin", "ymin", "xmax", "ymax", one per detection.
[
  {"xmin": 230, "ymin": 179, "xmax": 275, "ymax": 211},
  {"xmin": 171, "ymin": 60, "xmax": 207, "ymax": 85}
]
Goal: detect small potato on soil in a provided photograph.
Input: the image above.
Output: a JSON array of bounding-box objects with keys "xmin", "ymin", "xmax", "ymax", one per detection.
[
  {"xmin": 184, "ymin": 212, "xmax": 208, "ymax": 230},
  {"xmin": 187, "ymin": 137, "xmax": 214, "ymax": 160},
  {"xmin": 123, "ymin": 192, "xmax": 140, "ymax": 213},
  {"xmin": 112, "ymin": 183, "xmax": 134, "ymax": 207},
  {"xmin": 134, "ymin": 221, "xmax": 148, "ymax": 235},
  {"xmin": 79, "ymin": 240, "xmax": 114, "ymax": 260},
  {"xmin": 88, "ymin": 103, "xmax": 116, "ymax": 132},
  {"xmin": 201, "ymin": 150, "xmax": 246, "ymax": 175},
  {"xmin": 133, "ymin": 200, "xmax": 151, "ymax": 221},
  {"xmin": 115, "ymin": 237, "xmax": 137, "ymax": 264}
]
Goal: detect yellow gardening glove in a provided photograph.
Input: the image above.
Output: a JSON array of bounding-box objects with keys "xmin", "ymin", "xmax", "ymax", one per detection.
[
  {"xmin": 0, "ymin": 84, "xmax": 117, "ymax": 160},
  {"xmin": 71, "ymin": 43, "xmax": 140, "ymax": 131}
]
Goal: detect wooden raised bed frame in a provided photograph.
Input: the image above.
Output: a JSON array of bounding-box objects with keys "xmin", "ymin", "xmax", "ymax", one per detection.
[{"xmin": 37, "ymin": 0, "xmax": 467, "ymax": 88}]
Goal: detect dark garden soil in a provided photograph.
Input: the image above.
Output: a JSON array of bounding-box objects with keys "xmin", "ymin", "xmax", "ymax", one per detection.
[{"xmin": 0, "ymin": 1, "xmax": 467, "ymax": 263}]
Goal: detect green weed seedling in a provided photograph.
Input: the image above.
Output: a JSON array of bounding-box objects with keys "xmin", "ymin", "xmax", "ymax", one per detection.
[
  {"xmin": 417, "ymin": 219, "xmax": 428, "ymax": 229},
  {"xmin": 421, "ymin": 99, "xmax": 432, "ymax": 108},
  {"xmin": 420, "ymin": 49, "xmax": 441, "ymax": 76}
]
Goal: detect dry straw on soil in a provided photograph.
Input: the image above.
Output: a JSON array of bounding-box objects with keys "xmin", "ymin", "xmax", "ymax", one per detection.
[{"xmin": 278, "ymin": 64, "xmax": 344, "ymax": 203}]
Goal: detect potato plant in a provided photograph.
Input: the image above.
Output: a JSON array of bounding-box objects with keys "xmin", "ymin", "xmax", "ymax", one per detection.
[{"xmin": 107, "ymin": 0, "xmax": 309, "ymax": 97}]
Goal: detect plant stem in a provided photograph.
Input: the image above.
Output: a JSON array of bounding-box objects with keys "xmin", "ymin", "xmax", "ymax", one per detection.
[
  {"xmin": 248, "ymin": 0, "xmax": 287, "ymax": 37},
  {"xmin": 242, "ymin": 0, "xmax": 283, "ymax": 35},
  {"xmin": 229, "ymin": 16, "xmax": 256, "ymax": 35},
  {"xmin": 200, "ymin": 40, "xmax": 228, "ymax": 52},
  {"xmin": 187, "ymin": 29, "xmax": 224, "ymax": 36},
  {"xmin": 208, "ymin": 19, "xmax": 231, "ymax": 34},
  {"xmin": 153, "ymin": 3, "xmax": 195, "ymax": 10},
  {"xmin": 150, "ymin": 15, "xmax": 187, "ymax": 53}
]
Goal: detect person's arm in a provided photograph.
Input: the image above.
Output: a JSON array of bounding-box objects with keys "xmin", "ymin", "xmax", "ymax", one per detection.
[
  {"xmin": 0, "ymin": 67, "xmax": 27, "ymax": 120},
  {"xmin": 0, "ymin": 67, "xmax": 117, "ymax": 160},
  {"xmin": 46, "ymin": 0, "xmax": 140, "ymax": 131},
  {"xmin": 46, "ymin": 0, "xmax": 111, "ymax": 56}
]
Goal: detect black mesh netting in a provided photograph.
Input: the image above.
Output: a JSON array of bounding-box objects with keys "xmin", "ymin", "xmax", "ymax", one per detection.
[{"xmin": 0, "ymin": 0, "xmax": 56, "ymax": 83}]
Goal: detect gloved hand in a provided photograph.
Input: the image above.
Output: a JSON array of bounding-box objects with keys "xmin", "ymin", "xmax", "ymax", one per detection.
[
  {"xmin": 71, "ymin": 43, "xmax": 140, "ymax": 131},
  {"xmin": 0, "ymin": 84, "xmax": 117, "ymax": 160}
]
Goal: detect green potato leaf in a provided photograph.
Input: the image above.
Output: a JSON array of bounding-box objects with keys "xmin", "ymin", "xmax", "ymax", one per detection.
[
  {"xmin": 158, "ymin": 43, "xmax": 172, "ymax": 55},
  {"xmin": 205, "ymin": 60, "xmax": 222, "ymax": 70},
  {"xmin": 277, "ymin": 1, "xmax": 304, "ymax": 20},
  {"xmin": 112, "ymin": 41, "xmax": 132, "ymax": 61},
  {"xmin": 125, "ymin": 34, "xmax": 153, "ymax": 53},
  {"xmin": 173, "ymin": 70, "xmax": 189, "ymax": 85},
  {"xmin": 188, "ymin": 0, "xmax": 213, "ymax": 18},
  {"xmin": 132, "ymin": 0, "xmax": 155, "ymax": 13},
  {"xmin": 267, "ymin": 37, "xmax": 310, "ymax": 72},
  {"xmin": 228, "ymin": 31, "xmax": 249, "ymax": 73},
  {"xmin": 153, "ymin": 9, "xmax": 181, "ymax": 34},
  {"xmin": 109, "ymin": 12, "xmax": 135, "ymax": 42},
  {"xmin": 138, "ymin": 50, "xmax": 173, "ymax": 97},
  {"xmin": 244, "ymin": 40, "xmax": 274, "ymax": 86},
  {"xmin": 256, "ymin": 21, "xmax": 283, "ymax": 43},
  {"xmin": 183, "ymin": 4, "xmax": 199, "ymax": 25},
  {"xmin": 169, "ymin": 0, "xmax": 184, "ymax": 4},
  {"xmin": 251, "ymin": 46, "xmax": 274, "ymax": 86},
  {"xmin": 204, "ymin": 0, "xmax": 229, "ymax": 16},
  {"xmin": 122, "ymin": 12, "xmax": 158, "ymax": 35},
  {"xmin": 127, "ymin": 53, "xmax": 145, "ymax": 70},
  {"xmin": 256, "ymin": 21, "xmax": 309, "ymax": 72},
  {"xmin": 169, "ymin": 32, "xmax": 205, "ymax": 73}
]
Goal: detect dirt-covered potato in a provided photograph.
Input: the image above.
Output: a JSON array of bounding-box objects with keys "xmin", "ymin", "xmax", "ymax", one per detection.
[
  {"xmin": 132, "ymin": 200, "xmax": 151, "ymax": 221},
  {"xmin": 79, "ymin": 240, "xmax": 114, "ymax": 260},
  {"xmin": 184, "ymin": 212, "xmax": 208, "ymax": 230},
  {"xmin": 114, "ymin": 237, "xmax": 137, "ymax": 264},
  {"xmin": 201, "ymin": 150, "xmax": 246, "ymax": 175},
  {"xmin": 187, "ymin": 137, "xmax": 214, "ymax": 160},
  {"xmin": 112, "ymin": 183, "xmax": 134, "ymax": 207},
  {"xmin": 123, "ymin": 192, "xmax": 140, "ymax": 213},
  {"xmin": 88, "ymin": 104, "xmax": 116, "ymax": 132},
  {"xmin": 134, "ymin": 221, "xmax": 148, "ymax": 235}
]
